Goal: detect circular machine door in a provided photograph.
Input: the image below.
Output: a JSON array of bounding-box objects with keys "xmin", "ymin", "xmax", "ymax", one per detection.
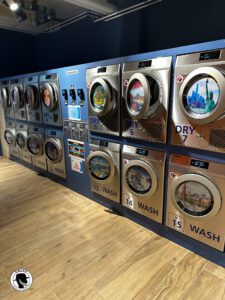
[
  {"xmin": 179, "ymin": 67, "xmax": 225, "ymax": 124},
  {"xmin": 44, "ymin": 138, "xmax": 62, "ymax": 164},
  {"xmin": 86, "ymin": 151, "xmax": 115, "ymax": 183},
  {"xmin": 89, "ymin": 78, "xmax": 115, "ymax": 116},
  {"xmin": 125, "ymin": 73, "xmax": 162, "ymax": 120},
  {"xmin": 4, "ymin": 129, "xmax": 15, "ymax": 145},
  {"xmin": 16, "ymin": 131, "xmax": 27, "ymax": 150},
  {"xmin": 27, "ymin": 134, "xmax": 43, "ymax": 156},
  {"xmin": 171, "ymin": 173, "xmax": 221, "ymax": 219},
  {"xmin": 25, "ymin": 85, "xmax": 39, "ymax": 110},
  {"xmin": 123, "ymin": 160, "xmax": 158, "ymax": 197},
  {"xmin": 1, "ymin": 87, "xmax": 10, "ymax": 108},
  {"xmin": 11, "ymin": 86, "xmax": 24, "ymax": 108},
  {"xmin": 41, "ymin": 83, "xmax": 58, "ymax": 112}
]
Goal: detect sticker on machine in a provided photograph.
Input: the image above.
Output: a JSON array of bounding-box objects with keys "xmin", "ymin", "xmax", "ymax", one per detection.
[
  {"xmin": 68, "ymin": 139, "xmax": 85, "ymax": 160},
  {"xmin": 71, "ymin": 157, "xmax": 84, "ymax": 173},
  {"xmin": 68, "ymin": 105, "xmax": 81, "ymax": 120}
]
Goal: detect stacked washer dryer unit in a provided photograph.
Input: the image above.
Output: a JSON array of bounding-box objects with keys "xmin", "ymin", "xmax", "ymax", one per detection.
[
  {"xmin": 166, "ymin": 154, "xmax": 225, "ymax": 251},
  {"xmin": 4, "ymin": 119, "xmax": 19, "ymax": 158},
  {"xmin": 86, "ymin": 139, "xmax": 120, "ymax": 203},
  {"xmin": 171, "ymin": 48, "xmax": 225, "ymax": 154},
  {"xmin": 39, "ymin": 73, "xmax": 66, "ymax": 179},
  {"xmin": 10, "ymin": 78, "xmax": 26, "ymax": 121},
  {"xmin": 122, "ymin": 145, "xmax": 166, "ymax": 223},
  {"xmin": 122, "ymin": 57, "xmax": 172, "ymax": 143},
  {"xmin": 86, "ymin": 64, "xmax": 120, "ymax": 136}
]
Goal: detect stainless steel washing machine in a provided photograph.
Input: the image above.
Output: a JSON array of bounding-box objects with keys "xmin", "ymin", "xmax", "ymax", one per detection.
[
  {"xmin": 44, "ymin": 128, "xmax": 66, "ymax": 178},
  {"xmin": 172, "ymin": 49, "xmax": 225, "ymax": 154},
  {"xmin": 24, "ymin": 76, "xmax": 42, "ymax": 124},
  {"xmin": 0, "ymin": 80, "xmax": 13, "ymax": 119},
  {"xmin": 10, "ymin": 78, "xmax": 26, "ymax": 121},
  {"xmin": 16, "ymin": 122, "xmax": 32, "ymax": 163},
  {"xmin": 86, "ymin": 139, "xmax": 120, "ymax": 203},
  {"xmin": 39, "ymin": 73, "xmax": 62, "ymax": 127},
  {"xmin": 166, "ymin": 154, "xmax": 225, "ymax": 251},
  {"xmin": 27, "ymin": 125, "xmax": 47, "ymax": 170},
  {"xmin": 4, "ymin": 119, "xmax": 19, "ymax": 158},
  {"xmin": 86, "ymin": 64, "xmax": 120, "ymax": 136},
  {"xmin": 122, "ymin": 145, "xmax": 165, "ymax": 223},
  {"xmin": 122, "ymin": 57, "xmax": 172, "ymax": 143}
]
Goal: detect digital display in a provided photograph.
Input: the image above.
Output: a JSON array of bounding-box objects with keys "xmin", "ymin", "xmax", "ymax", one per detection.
[
  {"xmin": 136, "ymin": 148, "xmax": 149, "ymax": 156},
  {"xmin": 20, "ymin": 125, "xmax": 23, "ymax": 129},
  {"xmin": 138, "ymin": 60, "xmax": 152, "ymax": 68},
  {"xmin": 190, "ymin": 159, "xmax": 209, "ymax": 169},
  {"xmin": 46, "ymin": 75, "xmax": 51, "ymax": 79},
  {"xmin": 97, "ymin": 67, "xmax": 107, "ymax": 73},
  {"xmin": 11, "ymin": 79, "xmax": 18, "ymax": 84},
  {"xmin": 100, "ymin": 140, "xmax": 108, "ymax": 147},
  {"xmin": 34, "ymin": 128, "xmax": 38, "ymax": 131},
  {"xmin": 199, "ymin": 50, "xmax": 221, "ymax": 61},
  {"xmin": 28, "ymin": 77, "xmax": 33, "ymax": 81},
  {"xmin": 50, "ymin": 131, "xmax": 57, "ymax": 136}
]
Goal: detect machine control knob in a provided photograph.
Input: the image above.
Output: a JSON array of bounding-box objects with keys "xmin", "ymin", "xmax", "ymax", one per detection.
[
  {"xmin": 77, "ymin": 89, "xmax": 85, "ymax": 107},
  {"xmin": 62, "ymin": 89, "xmax": 68, "ymax": 106},
  {"xmin": 69, "ymin": 89, "xmax": 76, "ymax": 101}
]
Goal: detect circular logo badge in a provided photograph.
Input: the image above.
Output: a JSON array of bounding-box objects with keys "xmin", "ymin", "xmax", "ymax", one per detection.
[
  {"xmin": 123, "ymin": 80, "xmax": 129, "ymax": 87},
  {"xmin": 10, "ymin": 269, "xmax": 32, "ymax": 292},
  {"xmin": 176, "ymin": 75, "xmax": 184, "ymax": 84}
]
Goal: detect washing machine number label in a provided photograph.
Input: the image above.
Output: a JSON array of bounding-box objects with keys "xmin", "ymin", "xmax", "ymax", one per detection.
[
  {"xmin": 125, "ymin": 195, "xmax": 134, "ymax": 210},
  {"xmin": 175, "ymin": 124, "xmax": 196, "ymax": 143},
  {"xmin": 168, "ymin": 213, "xmax": 184, "ymax": 232},
  {"xmin": 137, "ymin": 202, "xmax": 159, "ymax": 216}
]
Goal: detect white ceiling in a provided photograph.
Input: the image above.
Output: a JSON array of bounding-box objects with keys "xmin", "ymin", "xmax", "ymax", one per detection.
[{"xmin": 0, "ymin": 0, "xmax": 116, "ymax": 34}]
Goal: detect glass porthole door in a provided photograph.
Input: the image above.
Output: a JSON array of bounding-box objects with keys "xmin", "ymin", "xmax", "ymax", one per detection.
[
  {"xmin": 16, "ymin": 132, "xmax": 27, "ymax": 150},
  {"xmin": 89, "ymin": 78, "xmax": 115, "ymax": 116},
  {"xmin": 4, "ymin": 129, "xmax": 15, "ymax": 145},
  {"xmin": 25, "ymin": 85, "xmax": 39, "ymax": 110},
  {"xmin": 44, "ymin": 138, "xmax": 62, "ymax": 164},
  {"xmin": 86, "ymin": 151, "xmax": 115, "ymax": 183},
  {"xmin": 11, "ymin": 86, "xmax": 24, "ymax": 108},
  {"xmin": 179, "ymin": 67, "xmax": 225, "ymax": 124},
  {"xmin": 41, "ymin": 83, "xmax": 58, "ymax": 112},
  {"xmin": 27, "ymin": 135, "xmax": 43, "ymax": 156},
  {"xmin": 1, "ymin": 87, "xmax": 10, "ymax": 108},
  {"xmin": 123, "ymin": 160, "xmax": 158, "ymax": 197},
  {"xmin": 125, "ymin": 73, "xmax": 161, "ymax": 120},
  {"xmin": 171, "ymin": 173, "xmax": 221, "ymax": 219}
]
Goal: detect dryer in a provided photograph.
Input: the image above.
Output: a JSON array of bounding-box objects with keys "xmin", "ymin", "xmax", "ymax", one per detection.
[
  {"xmin": 172, "ymin": 49, "xmax": 225, "ymax": 154},
  {"xmin": 86, "ymin": 64, "xmax": 120, "ymax": 136},
  {"xmin": 44, "ymin": 128, "xmax": 66, "ymax": 178},
  {"xmin": 122, "ymin": 145, "xmax": 165, "ymax": 223},
  {"xmin": 15, "ymin": 122, "xmax": 32, "ymax": 163},
  {"xmin": 39, "ymin": 73, "xmax": 62, "ymax": 127},
  {"xmin": 0, "ymin": 80, "xmax": 13, "ymax": 119},
  {"xmin": 122, "ymin": 57, "xmax": 172, "ymax": 143},
  {"xmin": 166, "ymin": 154, "xmax": 225, "ymax": 251},
  {"xmin": 24, "ymin": 76, "xmax": 42, "ymax": 124},
  {"xmin": 86, "ymin": 139, "xmax": 120, "ymax": 203},
  {"xmin": 4, "ymin": 119, "xmax": 19, "ymax": 158},
  {"xmin": 10, "ymin": 78, "xmax": 26, "ymax": 121},
  {"xmin": 27, "ymin": 125, "xmax": 47, "ymax": 170}
]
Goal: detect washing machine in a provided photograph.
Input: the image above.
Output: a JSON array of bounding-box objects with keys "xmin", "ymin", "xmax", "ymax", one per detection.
[
  {"xmin": 4, "ymin": 119, "xmax": 19, "ymax": 158},
  {"xmin": 15, "ymin": 122, "xmax": 32, "ymax": 163},
  {"xmin": 86, "ymin": 64, "xmax": 120, "ymax": 136},
  {"xmin": 10, "ymin": 78, "xmax": 26, "ymax": 121},
  {"xmin": 166, "ymin": 154, "xmax": 225, "ymax": 251},
  {"xmin": 27, "ymin": 125, "xmax": 47, "ymax": 170},
  {"xmin": 0, "ymin": 80, "xmax": 13, "ymax": 119},
  {"xmin": 39, "ymin": 73, "xmax": 62, "ymax": 127},
  {"xmin": 44, "ymin": 128, "xmax": 66, "ymax": 178},
  {"xmin": 24, "ymin": 76, "xmax": 42, "ymax": 124},
  {"xmin": 122, "ymin": 145, "xmax": 165, "ymax": 223},
  {"xmin": 172, "ymin": 49, "xmax": 225, "ymax": 154},
  {"xmin": 122, "ymin": 56, "xmax": 172, "ymax": 143},
  {"xmin": 86, "ymin": 139, "xmax": 120, "ymax": 203}
]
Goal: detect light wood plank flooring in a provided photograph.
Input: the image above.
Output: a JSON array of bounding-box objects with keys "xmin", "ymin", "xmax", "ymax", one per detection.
[{"xmin": 0, "ymin": 157, "xmax": 225, "ymax": 300}]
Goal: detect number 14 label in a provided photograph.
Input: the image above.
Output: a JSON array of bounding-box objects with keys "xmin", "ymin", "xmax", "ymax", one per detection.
[{"xmin": 168, "ymin": 213, "xmax": 185, "ymax": 232}]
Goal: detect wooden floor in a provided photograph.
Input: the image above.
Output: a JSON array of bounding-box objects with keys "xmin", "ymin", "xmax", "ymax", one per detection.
[{"xmin": 0, "ymin": 158, "xmax": 225, "ymax": 300}]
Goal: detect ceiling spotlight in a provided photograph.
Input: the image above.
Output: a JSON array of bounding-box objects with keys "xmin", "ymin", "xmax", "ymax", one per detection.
[{"xmin": 10, "ymin": 2, "xmax": 19, "ymax": 11}]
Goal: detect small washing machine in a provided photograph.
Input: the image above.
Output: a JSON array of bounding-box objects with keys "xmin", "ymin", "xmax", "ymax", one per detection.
[
  {"xmin": 122, "ymin": 56, "xmax": 172, "ymax": 143},
  {"xmin": 44, "ymin": 128, "xmax": 66, "ymax": 178},
  {"xmin": 10, "ymin": 78, "xmax": 26, "ymax": 121},
  {"xmin": 39, "ymin": 73, "xmax": 62, "ymax": 127},
  {"xmin": 86, "ymin": 64, "xmax": 120, "ymax": 136},
  {"xmin": 86, "ymin": 139, "xmax": 120, "ymax": 203},
  {"xmin": 0, "ymin": 80, "xmax": 13, "ymax": 119},
  {"xmin": 24, "ymin": 76, "xmax": 42, "ymax": 124},
  {"xmin": 4, "ymin": 119, "xmax": 19, "ymax": 158},
  {"xmin": 27, "ymin": 125, "xmax": 47, "ymax": 170},
  {"xmin": 15, "ymin": 122, "xmax": 32, "ymax": 163},
  {"xmin": 166, "ymin": 154, "xmax": 225, "ymax": 251},
  {"xmin": 172, "ymin": 49, "xmax": 225, "ymax": 154},
  {"xmin": 122, "ymin": 145, "xmax": 166, "ymax": 223}
]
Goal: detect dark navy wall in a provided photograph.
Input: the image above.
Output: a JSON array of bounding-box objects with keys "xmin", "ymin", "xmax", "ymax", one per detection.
[{"xmin": 0, "ymin": 29, "xmax": 37, "ymax": 77}]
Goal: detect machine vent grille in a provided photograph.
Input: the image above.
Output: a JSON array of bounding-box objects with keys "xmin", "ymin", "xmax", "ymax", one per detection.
[
  {"xmin": 209, "ymin": 129, "xmax": 225, "ymax": 148},
  {"xmin": 148, "ymin": 122, "xmax": 163, "ymax": 140}
]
